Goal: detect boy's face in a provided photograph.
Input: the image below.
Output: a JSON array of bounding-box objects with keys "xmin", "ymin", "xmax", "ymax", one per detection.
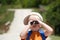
[{"xmin": 29, "ymin": 15, "xmax": 41, "ymax": 31}]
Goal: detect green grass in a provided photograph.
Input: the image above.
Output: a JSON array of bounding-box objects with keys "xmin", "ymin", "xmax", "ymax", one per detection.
[
  {"xmin": 51, "ymin": 35, "xmax": 60, "ymax": 40},
  {"xmin": 0, "ymin": 5, "xmax": 14, "ymax": 34},
  {"xmin": 0, "ymin": 11, "xmax": 14, "ymax": 26},
  {"xmin": 0, "ymin": 5, "xmax": 14, "ymax": 25}
]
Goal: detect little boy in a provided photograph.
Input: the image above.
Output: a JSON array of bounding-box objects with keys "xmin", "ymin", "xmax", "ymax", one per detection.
[{"xmin": 20, "ymin": 12, "xmax": 53, "ymax": 40}]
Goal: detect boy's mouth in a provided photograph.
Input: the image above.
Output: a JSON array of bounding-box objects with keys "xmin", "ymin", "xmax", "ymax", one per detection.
[
  {"xmin": 32, "ymin": 25, "xmax": 37, "ymax": 28},
  {"xmin": 32, "ymin": 24, "xmax": 36, "ymax": 26},
  {"xmin": 33, "ymin": 26, "xmax": 36, "ymax": 27}
]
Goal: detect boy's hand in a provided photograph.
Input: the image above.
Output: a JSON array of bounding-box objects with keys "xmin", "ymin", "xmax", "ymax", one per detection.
[
  {"xmin": 37, "ymin": 20, "xmax": 43, "ymax": 25},
  {"xmin": 28, "ymin": 20, "xmax": 33, "ymax": 26}
]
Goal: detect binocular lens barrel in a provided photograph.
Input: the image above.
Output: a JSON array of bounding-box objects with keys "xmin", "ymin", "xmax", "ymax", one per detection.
[{"xmin": 30, "ymin": 21, "xmax": 39, "ymax": 25}]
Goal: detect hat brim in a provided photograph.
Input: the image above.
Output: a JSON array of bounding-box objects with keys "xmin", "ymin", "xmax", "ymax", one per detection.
[{"xmin": 24, "ymin": 15, "xmax": 31, "ymax": 25}]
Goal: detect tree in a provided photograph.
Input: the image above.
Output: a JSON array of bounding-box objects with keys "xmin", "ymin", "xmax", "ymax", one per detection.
[{"xmin": 45, "ymin": 0, "xmax": 60, "ymax": 35}]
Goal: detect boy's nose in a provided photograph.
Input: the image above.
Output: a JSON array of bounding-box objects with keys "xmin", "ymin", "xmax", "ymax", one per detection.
[{"xmin": 32, "ymin": 24, "xmax": 38, "ymax": 27}]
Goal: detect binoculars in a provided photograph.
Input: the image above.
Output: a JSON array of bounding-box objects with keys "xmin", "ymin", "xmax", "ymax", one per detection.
[{"xmin": 30, "ymin": 20, "xmax": 39, "ymax": 25}]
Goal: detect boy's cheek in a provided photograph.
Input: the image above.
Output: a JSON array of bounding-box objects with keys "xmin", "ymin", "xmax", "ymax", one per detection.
[{"xmin": 38, "ymin": 24, "xmax": 41, "ymax": 27}]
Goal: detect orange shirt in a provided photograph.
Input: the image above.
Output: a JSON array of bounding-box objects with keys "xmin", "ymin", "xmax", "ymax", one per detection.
[
  {"xmin": 21, "ymin": 31, "xmax": 42, "ymax": 40},
  {"xmin": 30, "ymin": 31, "xmax": 42, "ymax": 40}
]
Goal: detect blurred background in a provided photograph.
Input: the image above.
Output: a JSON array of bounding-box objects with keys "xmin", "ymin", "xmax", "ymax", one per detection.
[{"xmin": 0, "ymin": 0, "xmax": 60, "ymax": 40}]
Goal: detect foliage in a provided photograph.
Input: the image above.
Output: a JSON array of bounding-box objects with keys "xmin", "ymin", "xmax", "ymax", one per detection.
[
  {"xmin": 0, "ymin": 6, "xmax": 14, "ymax": 27},
  {"xmin": 45, "ymin": 0, "xmax": 60, "ymax": 35}
]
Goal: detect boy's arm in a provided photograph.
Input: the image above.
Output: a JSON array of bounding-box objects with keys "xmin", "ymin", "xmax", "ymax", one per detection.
[
  {"xmin": 20, "ymin": 20, "xmax": 32, "ymax": 39},
  {"xmin": 20, "ymin": 25, "xmax": 30, "ymax": 39},
  {"xmin": 38, "ymin": 20, "xmax": 53, "ymax": 37}
]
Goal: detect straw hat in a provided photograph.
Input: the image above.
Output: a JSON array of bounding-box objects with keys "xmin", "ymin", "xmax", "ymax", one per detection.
[{"xmin": 23, "ymin": 12, "xmax": 43, "ymax": 25}]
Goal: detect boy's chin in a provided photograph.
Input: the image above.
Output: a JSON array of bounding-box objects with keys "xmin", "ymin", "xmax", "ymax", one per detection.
[
  {"xmin": 32, "ymin": 29, "xmax": 39, "ymax": 31},
  {"xmin": 31, "ymin": 26, "xmax": 40, "ymax": 31}
]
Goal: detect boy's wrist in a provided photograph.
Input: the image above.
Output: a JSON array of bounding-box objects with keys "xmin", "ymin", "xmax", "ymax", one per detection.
[
  {"xmin": 37, "ymin": 20, "xmax": 43, "ymax": 25},
  {"xmin": 37, "ymin": 20, "xmax": 45, "ymax": 27}
]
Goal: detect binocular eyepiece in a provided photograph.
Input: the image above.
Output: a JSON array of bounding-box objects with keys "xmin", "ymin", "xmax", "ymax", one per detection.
[{"xmin": 30, "ymin": 20, "xmax": 39, "ymax": 25}]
